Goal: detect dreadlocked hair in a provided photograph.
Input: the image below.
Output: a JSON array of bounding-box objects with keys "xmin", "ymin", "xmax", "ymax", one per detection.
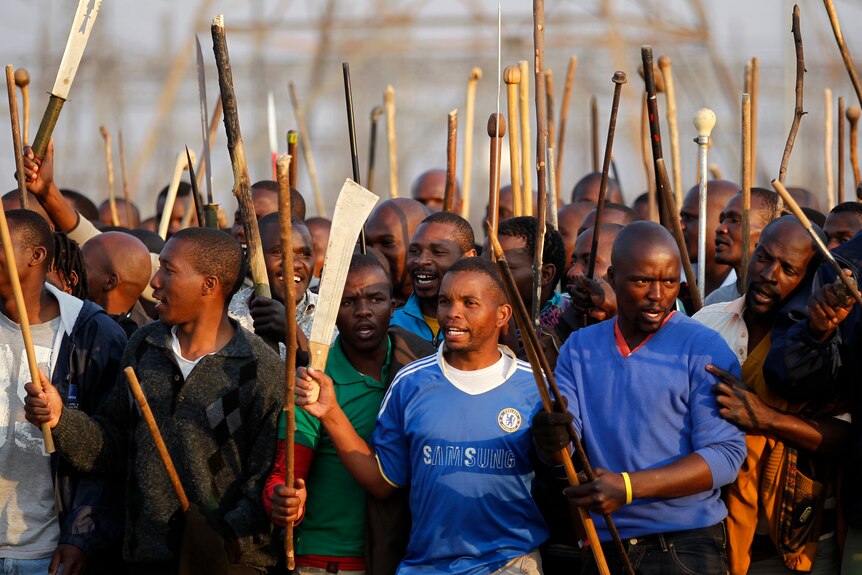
[
  {"xmin": 497, "ymin": 216, "xmax": 566, "ymax": 287},
  {"xmin": 51, "ymin": 232, "xmax": 88, "ymax": 300}
]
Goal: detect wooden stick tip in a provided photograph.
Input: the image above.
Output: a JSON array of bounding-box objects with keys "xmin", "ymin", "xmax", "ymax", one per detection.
[
  {"xmin": 449, "ymin": 109, "xmax": 458, "ymax": 119},
  {"xmin": 99, "ymin": 126, "xmax": 108, "ymax": 139},
  {"xmin": 487, "ymin": 113, "xmax": 506, "ymax": 138},
  {"xmin": 470, "ymin": 67, "xmax": 483, "ymax": 81},
  {"xmin": 612, "ymin": 71, "xmax": 627, "ymax": 84},
  {"xmin": 503, "ymin": 66, "xmax": 521, "ymax": 84},
  {"xmin": 212, "ymin": 14, "xmax": 224, "ymax": 28},
  {"xmin": 13, "ymin": 67, "xmax": 29, "ymax": 87},
  {"xmin": 658, "ymin": 55, "xmax": 671, "ymax": 69},
  {"xmin": 370, "ymin": 106, "xmax": 383, "ymax": 121},
  {"xmin": 846, "ymin": 105, "xmax": 861, "ymax": 122},
  {"xmin": 693, "ymin": 108, "xmax": 717, "ymax": 137}
]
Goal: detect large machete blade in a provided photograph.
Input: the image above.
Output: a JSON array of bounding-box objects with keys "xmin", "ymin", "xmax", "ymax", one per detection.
[{"xmin": 54, "ymin": 0, "xmax": 102, "ymax": 100}]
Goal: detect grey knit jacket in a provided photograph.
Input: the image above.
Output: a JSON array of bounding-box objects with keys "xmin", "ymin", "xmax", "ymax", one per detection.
[{"xmin": 52, "ymin": 320, "xmax": 283, "ymax": 569}]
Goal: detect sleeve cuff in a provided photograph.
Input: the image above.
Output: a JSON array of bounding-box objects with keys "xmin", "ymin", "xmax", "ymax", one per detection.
[
  {"xmin": 375, "ymin": 454, "xmax": 401, "ymax": 488},
  {"xmin": 697, "ymin": 444, "xmax": 744, "ymax": 490},
  {"xmin": 66, "ymin": 213, "xmax": 100, "ymax": 247}
]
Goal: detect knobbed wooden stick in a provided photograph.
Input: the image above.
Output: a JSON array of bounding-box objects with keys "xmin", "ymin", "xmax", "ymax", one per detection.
[
  {"xmin": 212, "ymin": 15, "xmax": 271, "ymax": 298},
  {"xmin": 778, "ymin": 5, "xmax": 806, "ymax": 185},
  {"xmin": 518, "ymin": 60, "xmax": 533, "ymax": 216},
  {"xmin": 773, "ymin": 179, "xmax": 862, "ymax": 308},
  {"xmin": 694, "ymin": 108, "xmax": 717, "ymax": 303},
  {"xmin": 839, "ymin": 96, "xmax": 846, "ymax": 203},
  {"xmin": 289, "ymin": 82, "xmax": 326, "ymax": 217},
  {"xmin": 125, "ymin": 367, "xmax": 189, "ymax": 511},
  {"xmin": 555, "ymin": 56, "xmax": 576, "ymax": 195},
  {"xmin": 488, "ymin": 228, "xmax": 626, "ymax": 575},
  {"xmin": 275, "ymin": 154, "xmax": 297, "ymax": 570},
  {"xmin": 741, "ymin": 95, "xmax": 752, "ymax": 292},
  {"xmin": 825, "ymin": 89, "xmax": 835, "ymax": 210},
  {"xmin": 384, "ymin": 85, "xmax": 399, "ymax": 199},
  {"xmin": 847, "ymin": 106, "xmax": 861, "ymax": 188},
  {"xmin": 0, "ymin": 208, "xmax": 53, "ymax": 452},
  {"xmin": 13, "ymin": 68, "xmax": 29, "ymax": 147},
  {"xmin": 504, "ymin": 66, "xmax": 523, "ymax": 217},
  {"xmin": 658, "ymin": 56, "xmax": 683, "ymax": 208},
  {"xmin": 444, "ymin": 110, "xmax": 458, "ymax": 213},
  {"xmin": 462, "ymin": 67, "xmax": 482, "ymax": 219},
  {"xmin": 487, "ymin": 113, "xmax": 506, "ymax": 243},
  {"xmin": 6, "ymin": 66, "xmax": 27, "ymax": 209},
  {"xmin": 823, "ymin": 0, "xmax": 862, "ymax": 109},
  {"xmin": 100, "ymin": 126, "xmax": 119, "ymax": 226}
]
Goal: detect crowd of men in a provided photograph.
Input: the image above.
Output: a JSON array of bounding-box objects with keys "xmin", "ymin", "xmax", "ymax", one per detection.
[{"xmin": 3, "ymin": 95, "xmax": 862, "ymax": 575}]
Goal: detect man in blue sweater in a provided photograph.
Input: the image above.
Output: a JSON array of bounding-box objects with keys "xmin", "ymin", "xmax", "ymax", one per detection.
[{"xmin": 551, "ymin": 221, "xmax": 746, "ymax": 574}]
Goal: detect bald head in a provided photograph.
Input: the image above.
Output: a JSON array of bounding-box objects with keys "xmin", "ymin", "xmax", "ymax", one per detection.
[
  {"xmin": 611, "ymin": 221, "xmax": 679, "ymax": 271},
  {"xmin": 82, "ymin": 231, "xmax": 152, "ymax": 313},
  {"xmin": 411, "ymin": 169, "xmax": 461, "ymax": 213},
  {"xmin": 680, "ymin": 179, "xmax": 739, "ymax": 263},
  {"xmin": 578, "ymin": 203, "xmax": 636, "ymax": 236},
  {"xmin": 571, "ymin": 172, "xmax": 623, "ymax": 204},
  {"xmin": 366, "ymin": 198, "xmax": 430, "ymax": 299},
  {"xmin": 567, "ymin": 223, "xmax": 624, "ymax": 282}
]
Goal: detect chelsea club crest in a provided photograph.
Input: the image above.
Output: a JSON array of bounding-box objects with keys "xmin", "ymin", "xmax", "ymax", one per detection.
[{"xmin": 497, "ymin": 408, "xmax": 522, "ymax": 433}]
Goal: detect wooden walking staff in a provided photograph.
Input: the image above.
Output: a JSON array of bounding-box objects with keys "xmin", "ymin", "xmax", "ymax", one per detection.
[
  {"xmin": 693, "ymin": 108, "xmax": 716, "ymax": 304},
  {"xmin": 545, "ymin": 70, "xmax": 555, "ymax": 153},
  {"xmin": 823, "ymin": 0, "xmax": 862, "ymax": 109},
  {"xmin": 778, "ymin": 4, "xmax": 806, "ymax": 187},
  {"xmin": 839, "ymin": 97, "xmax": 846, "ymax": 203},
  {"xmin": 157, "ymin": 150, "xmax": 194, "ymax": 240},
  {"xmin": 444, "ymin": 110, "xmax": 458, "ymax": 213},
  {"xmin": 488, "ymin": 229, "xmax": 630, "ymax": 575},
  {"xmin": 275, "ymin": 154, "xmax": 298, "ymax": 570},
  {"xmin": 658, "ymin": 56, "xmax": 683, "ymax": 208},
  {"xmin": 99, "ymin": 126, "xmax": 119, "ymax": 227},
  {"xmin": 518, "ymin": 61, "xmax": 533, "ymax": 217},
  {"xmin": 5, "ymin": 66, "xmax": 27, "ymax": 209},
  {"xmin": 547, "ymin": 146, "xmax": 558, "ymax": 226},
  {"xmin": 288, "ymin": 130, "xmax": 299, "ymax": 190},
  {"xmin": 533, "ymin": 0, "xmax": 549, "ymax": 328},
  {"xmin": 125, "ymin": 367, "xmax": 189, "ymax": 512},
  {"xmin": 366, "ymin": 110, "xmax": 381, "ymax": 193},
  {"xmin": 384, "ymin": 86, "xmax": 399, "ymax": 199},
  {"xmin": 118, "ymin": 130, "xmax": 134, "ymax": 227},
  {"xmin": 741, "ymin": 95, "xmax": 752, "ymax": 292},
  {"xmin": 0, "ymin": 209, "xmax": 54, "ymax": 452},
  {"xmin": 461, "ymin": 68, "xmax": 482, "ymax": 219},
  {"xmin": 750, "ymin": 57, "xmax": 760, "ymax": 178},
  {"xmin": 504, "ymin": 66, "xmax": 523, "ymax": 217},
  {"xmin": 847, "ymin": 106, "xmax": 861, "ymax": 189},
  {"xmin": 590, "ymin": 96, "xmax": 599, "ymax": 173},
  {"xmin": 773, "ymin": 179, "xmax": 862, "ymax": 308},
  {"xmin": 641, "ymin": 94, "xmax": 657, "ymax": 222},
  {"xmin": 487, "ymin": 113, "xmax": 505, "ymax": 243},
  {"xmin": 587, "ymin": 72, "xmax": 626, "ymax": 279},
  {"xmin": 13, "ymin": 68, "xmax": 29, "ymax": 147},
  {"xmin": 825, "ymin": 90, "xmax": 835, "ymax": 210},
  {"xmin": 642, "ymin": 46, "xmax": 667, "ymax": 224},
  {"xmin": 31, "ymin": 0, "xmax": 102, "ymax": 161},
  {"xmin": 555, "ymin": 56, "xmax": 576, "ymax": 196},
  {"xmin": 212, "ymin": 15, "xmax": 271, "ymax": 298},
  {"xmin": 289, "ymin": 82, "xmax": 327, "ymax": 217}
]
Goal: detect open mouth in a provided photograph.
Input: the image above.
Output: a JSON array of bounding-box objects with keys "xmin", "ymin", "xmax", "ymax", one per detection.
[
  {"xmin": 639, "ymin": 308, "xmax": 665, "ymax": 323},
  {"xmin": 444, "ymin": 327, "xmax": 468, "ymax": 340},
  {"xmin": 355, "ymin": 322, "xmax": 376, "ymax": 338},
  {"xmin": 750, "ymin": 285, "xmax": 774, "ymax": 305},
  {"xmin": 413, "ymin": 272, "xmax": 437, "ymax": 288}
]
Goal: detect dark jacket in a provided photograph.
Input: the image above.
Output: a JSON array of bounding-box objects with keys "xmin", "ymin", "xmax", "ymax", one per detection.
[
  {"xmin": 52, "ymin": 320, "xmax": 284, "ymax": 569},
  {"xmin": 46, "ymin": 285, "xmax": 128, "ymax": 571}
]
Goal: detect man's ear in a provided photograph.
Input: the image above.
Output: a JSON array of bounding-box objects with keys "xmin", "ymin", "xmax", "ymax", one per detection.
[
  {"xmin": 541, "ymin": 263, "xmax": 556, "ymax": 288},
  {"xmin": 201, "ymin": 275, "xmax": 219, "ymax": 295},
  {"xmin": 465, "ymin": 248, "xmax": 478, "ymax": 258},
  {"xmin": 104, "ymin": 272, "xmax": 119, "ymax": 292},
  {"xmin": 607, "ymin": 266, "xmax": 616, "ymax": 289},
  {"xmin": 30, "ymin": 245, "xmax": 48, "ymax": 267},
  {"xmin": 497, "ymin": 302, "xmax": 513, "ymax": 327}
]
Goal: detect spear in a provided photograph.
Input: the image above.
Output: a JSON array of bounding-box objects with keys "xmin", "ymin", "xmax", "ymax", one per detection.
[{"xmin": 5, "ymin": 66, "xmax": 27, "ymax": 209}]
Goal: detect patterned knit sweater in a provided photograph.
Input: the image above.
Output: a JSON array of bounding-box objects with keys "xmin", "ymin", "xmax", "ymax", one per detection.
[{"xmin": 52, "ymin": 320, "xmax": 283, "ymax": 569}]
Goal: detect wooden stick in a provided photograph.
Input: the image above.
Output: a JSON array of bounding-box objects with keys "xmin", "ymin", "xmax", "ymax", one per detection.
[
  {"xmin": 658, "ymin": 56, "xmax": 683, "ymax": 208},
  {"xmin": 488, "ymin": 229, "xmax": 624, "ymax": 575},
  {"xmin": 590, "ymin": 95, "xmax": 599, "ymax": 173},
  {"xmin": 288, "ymin": 82, "xmax": 326, "ymax": 217},
  {"xmin": 778, "ymin": 5, "xmax": 806, "ymax": 186},
  {"xmin": 462, "ymin": 67, "xmax": 482, "ymax": 220},
  {"xmin": 504, "ymin": 66, "xmax": 523, "ymax": 217},
  {"xmin": 444, "ymin": 110, "xmax": 458, "ymax": 213},
  {"xmin": 587, "ymin": 72, "xmax": 626, "ymax": 279},
  {"xmin": 212, "ymin": 15, "xmax": 271, "ymax": 298},
  {"xmin": 741, "ymin": 94, "xmax": 752, "ymax": 293},
  {"xmin": 642, "ymin": 46, "xmax": 666, "ymax": 224},
  {"xmin": 825, "ymin": 90, "xmax": 835, "ymax": 210},
  {"xmin": 99, "ymin": 126, "xmax": 119, "ymax": 227},
  {"xmin": 694, "ymin": 109, "xmax": 717, "ymax": 303},
  {"xmin": 823, "ymin": 0, "xmax": 862, "ymax": 109},
  {"xmin": 6, "ymin": 66, "xmax": 27, "ymax": 209},
  {"xmin": 775, "ymin": 179, "xmax": 862, "ymax": 307},
  {"xmin": 533, "ymin": 0, "xmax": 549, "ymax": 328},
  {"xmin": 545, "ymin": 69, "xmax": 555, "ymax": 155},
  {"xmin": 556, "ymin": 56, "xmax": 577, "ymax": 196},
  {"xmin": 709, "ymin": 164, "xmax": 723, "ymax": 180},
  {"xmin": 487, "ymin": 113, "xmax": 505, "ymax": 241},
  {"xmin": 118, "ymin": 130, "xmax": 133, "ymax": 226},
  {"xmin": 366, "ymin": 110, "xmax": 382, "ymax": 193},
  {"xmin": 0, "ymin": 208, "xmax": 54, "ymax": 452},
  {"xmin": 158, "ymin": 151, "xmax": 191, "ymax": 239},
  {"xmin": 275, "ymin": 154, "xmax": 297, "ymax": 571},
  {"xmin": 750, "ymin": 57, "xmax": 760, "ymax": 179},
  {"xmin": 519, "ymin": 60, "xmax": 533, "ymax": 217},
  {"xmin": 547, "ymin": 146, "xmax": 558, "ymax": 227},
  {"xmin": 384, "ymin": 85, "xmax": 399, "ymax": 199},
  {"xmin": 656, "ymin": 159, "xmax": 702, "ymax": 311},
  {"xmin": 13, "ymin": 68, "xmax": 29, "ymax": 147},
  {"xmin": 642, "ymin": 93, "xmax": 657, "ymax": 222},
  {"xmin": 839, "ymin": 96, "xmax": 846, "ymax": 203},
  {"xmin": 125, "ymin": 367, "xmax": 188, "ymax": 511},
  {"xmin": 288, "ymin": 130, "xmax": 299, "ymax": 190},
  {"xmin": 847, "ymin": 105, "xmax": 861, "ymax": 188},
  {"xmin": 185, "ymin": 146, "xmax": 205, "ymax": 228}
]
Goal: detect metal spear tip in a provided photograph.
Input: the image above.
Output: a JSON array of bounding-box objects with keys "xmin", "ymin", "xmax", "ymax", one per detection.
[
  {"xmin": 13, "ymin": 68, "xmax": 30, "ymax": 88},
  {"xmin": 693, "ymin": 108, "xmax": 717, "ymax": 138},
  {"xmin": 612, "ymin": 71, "xmax": 627, "ymax": 85},
  {"xmin": 470, "ymin": 67, "xmax": 483, "ymax": 81},
  {"xmin": 847, "ymin": 105, "xmax": 861, "ymax": 122},
  {"xmin": 504, "ymin": 66, "xmax": 521, "ymax": 85},
  {"xmin": 487, "ymin": 113, "xmax": 506, "ymax": 138}
]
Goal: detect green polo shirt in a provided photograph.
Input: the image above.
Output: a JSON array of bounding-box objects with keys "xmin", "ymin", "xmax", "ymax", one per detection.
[{"xmin": 279, "ymin": 334, "xmax": 392, "ymax": 559}]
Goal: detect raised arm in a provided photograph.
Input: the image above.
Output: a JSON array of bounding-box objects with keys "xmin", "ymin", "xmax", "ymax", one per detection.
[{"xmin": 22, "ymin": 141, "xmax": 81, "ymax": 233}]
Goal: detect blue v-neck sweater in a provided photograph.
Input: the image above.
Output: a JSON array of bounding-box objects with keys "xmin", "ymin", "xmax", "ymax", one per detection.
[{"xmin": 555, "ymin": 312, "xmax": 745, "ymax": 541}]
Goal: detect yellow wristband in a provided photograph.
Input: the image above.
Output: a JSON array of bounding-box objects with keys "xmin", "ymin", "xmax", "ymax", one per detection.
[{"xmin": 621, "ymin": 472, "xmax": 633, "ymax": 505}]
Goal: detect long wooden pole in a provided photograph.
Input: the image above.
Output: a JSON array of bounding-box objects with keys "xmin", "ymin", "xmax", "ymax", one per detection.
[
  {"xmin": 847, "ymin": 105, "xmax": 860, "ymax": 189},
  {"xmin": 118, "ymin": 130, "xmax": 133, "ymax": 226},
  {"xmin": 750, "ymin": 57, "xmax": 759, "ymax": 180},
  {"xmin": 366, "ymin": 110, "xmax": 382, "ymax": 193},
  {"xmin": 555, "ymin": 56, "xmax": 577, "ymax": 196},
  {"xmin": 157, "ymin": 151, "xmax": 191, "ymax": 240},
  {"xmin": 778, "ymin": 5, "xmax": 806, "ymax": 186},
  {"xmin": 504, "ymin": 66, "xmax": 523, "ymax": 217},
  {"xmin": 642, "ymin": 93, "xmax": 657, "ymax": 222},
  {"xmin": 99, "ymin": 126, "xmax": 119, "ymax": 226},
  {"xmin": 288, "ymin": 130, "xmax": 299, "ymax": 190},
  {"xmin": 13, "ymin": 68, "xmax": 29, "ymax": 147},
  {"xmin": 444, "ymin": 110, "xmax": 458, "ymax": 213},
  {"xmin": 590, "ymin": 95, "xmax": 600, "ymax": 173},
  {"xmin": 825, "ymin": 89, "xmax": 835, "ymax": 210},
  {"xmin": 658, "ymin": 56, "xmax": 683, "ymax": 208},
  {"xmin": 839, "ymin": 96, "xmax": 846, "ymax": 203},
  {"xmin": 694, "ymin": 108, "xmax": 716, "ymax": 303},
  {"xmin": 462, "ymin": 67, "xmax": 482, "ymax": 220},
  {"xmin": 288, "ymin": 82, "xmax": 326, "ymax": 217},
  {"xmin": 533, "ymin": 0, "xmax": 548, "ymax": 328},
  {"xmin": 487, "ymin": 113, "xmax": 505, "ymax": 240},
  {"xmin": 545, "ymin": 69, "xmax": 555, "ymax": 156},
  {"xmin": 642, "ymin": 46, "xmax": 666, "ymax": 224},
  {"xmin": 275, "ymin": 154, "xmax": 297, "ymax": 570},
  {"xmin": 384, "ymin": 85, "xmax": 399, "ymax": 199},
  {"xmin": 5, "ymin": 66, "xmax": 27, "ymax": 209},
  {"xmin": 741, "ymin": 95, "xmax": 752, "ymax": 292},
  {"xmin": 519, "ymin": 60, "xmax": 533, "ymax": 216},
  {"xmin": 823, "ymin": 0, "xmax": 862, "ymax": 109}
]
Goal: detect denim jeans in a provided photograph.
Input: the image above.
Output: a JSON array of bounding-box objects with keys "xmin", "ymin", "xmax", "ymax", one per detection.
[
  {"xmin": 582, "ymin": 523, "xmax": 728, "ymax": 575},
  {"xmin": 0, "ymin": 557, "xmax": 52, "ymax": 575}
]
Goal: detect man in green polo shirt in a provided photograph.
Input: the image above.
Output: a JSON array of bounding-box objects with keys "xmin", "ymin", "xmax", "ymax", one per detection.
[{"xmin": 264, "ymin": 253, "xmax": 434, "ymax": 575}]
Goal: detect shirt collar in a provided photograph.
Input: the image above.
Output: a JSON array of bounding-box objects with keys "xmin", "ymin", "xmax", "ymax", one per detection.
[{"xmin": 327, "ymin": 333, "xmax": 392, "ymax": 388}]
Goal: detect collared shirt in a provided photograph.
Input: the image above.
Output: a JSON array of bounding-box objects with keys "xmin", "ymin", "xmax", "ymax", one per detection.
[
  {"xmin": 692, "ymin": 295, "xmax": 749, "ymax": 364},
  {"xmin": 229, "ymin": 287, "xmax": 331, "ymax": 341}
]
